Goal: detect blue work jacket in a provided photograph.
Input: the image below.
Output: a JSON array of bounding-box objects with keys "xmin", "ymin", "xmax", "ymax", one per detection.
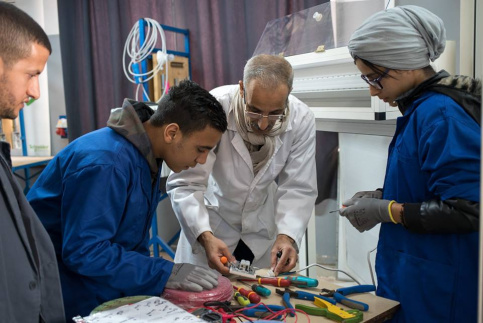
[
  {"xmin": 27, "ymin": 128, "xmax": 173, "ymax": 319},
  {"xmin": 377, "ymin": 91, "xmax": 480, "ymax": 322}
]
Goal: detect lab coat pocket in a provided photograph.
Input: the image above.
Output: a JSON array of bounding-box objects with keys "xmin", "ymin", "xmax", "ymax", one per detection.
[
  {"xmin": 204, "ymin": 197, "xmax": 223, "ymax": 233},
  {"xmin": 269, "ymin": 161, "xmax": 286, "ymax": 178},
  {"xmin": 255, "ymin": 194, "xmax": 276, "ymax": 239}
]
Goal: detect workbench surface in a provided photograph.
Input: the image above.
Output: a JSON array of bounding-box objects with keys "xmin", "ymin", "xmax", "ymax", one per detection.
[
  {"xmin": 229, "ymin": 275, "xmax": 400, "ymax": 323},
  {"xmin": 11, "ymin": 155, "xmax": 53, "ymax": 168}
]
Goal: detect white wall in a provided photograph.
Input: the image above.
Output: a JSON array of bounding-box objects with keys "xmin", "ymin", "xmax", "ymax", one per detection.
[{"xmin": 338, "ymin": 133, "xmax": 392, "ymax": 284}]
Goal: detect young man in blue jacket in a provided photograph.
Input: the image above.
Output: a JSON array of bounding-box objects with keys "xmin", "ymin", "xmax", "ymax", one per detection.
[{"xmin": 27, "ymin": 80, "xmax": 227, "ymax": 320}]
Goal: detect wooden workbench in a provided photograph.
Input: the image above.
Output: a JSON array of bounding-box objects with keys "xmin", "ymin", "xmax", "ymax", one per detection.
[
  {"xmin": 11, "ymin": 156, "xmax": 53, "ymax": 169},
  {"xmin": 89, "ymin": 274, "xmax": 400, "ymax": 322},
  {"xmin": 229, "ymin": 275, "xmax": 400, "ymax": 323},
  {"xmin": 11, "ymin": 156, "xmax": 53, "ymax": 193}
]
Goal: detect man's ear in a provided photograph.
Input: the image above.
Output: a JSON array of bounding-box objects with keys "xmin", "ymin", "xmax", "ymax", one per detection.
[{"xmin": 164, "ymin": 123, "xmax": 180, "ymax": 143}]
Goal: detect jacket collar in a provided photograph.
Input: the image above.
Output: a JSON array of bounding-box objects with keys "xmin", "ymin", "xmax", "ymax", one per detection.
[
  {"xmin": 107, "ymin": 99, "xmax": 160, "ymax": 176},
  {"xmin": 396, "ymin": 70, "xmax": 481, "ymax": 125},
  {"xmin": 396, "ymin": 70, "xmax": 450, "ymax": 115}
]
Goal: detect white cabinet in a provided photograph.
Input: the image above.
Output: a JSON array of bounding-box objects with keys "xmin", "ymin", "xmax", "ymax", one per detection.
[{"xmin": 285, "ymin": 47, "xmax": 401, "ymax": 121}]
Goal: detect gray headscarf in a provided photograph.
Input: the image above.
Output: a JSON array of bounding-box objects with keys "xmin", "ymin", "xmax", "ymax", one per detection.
[{"xmin": 348, "ymin": 5, "xmax": 446, "ymax": 70}]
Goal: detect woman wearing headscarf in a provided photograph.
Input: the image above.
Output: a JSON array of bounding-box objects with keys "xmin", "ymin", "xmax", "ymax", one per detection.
[{"xmin": 339, "ymin": 5, "xmax": 481, "ymax": 322}]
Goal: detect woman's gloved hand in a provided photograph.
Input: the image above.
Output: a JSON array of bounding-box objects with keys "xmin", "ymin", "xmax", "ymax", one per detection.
[
  {"xmin": 351, "ymin": 189, "xmax": 383, "ymax": 199},
  {"xmin": 165, "ymin": 263, "xmax": 219, "ymax": 292},
  {"xmin": 339, "ymin": 197, "xmax": 393, "ymax": 232}
]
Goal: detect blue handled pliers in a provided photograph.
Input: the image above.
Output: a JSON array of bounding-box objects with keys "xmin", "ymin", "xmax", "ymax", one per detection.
[
  {"xmin": 275, "ymin": 288, "xmax": 296, "ymax": 317},
  {"xmin": 278, "ymin": 288, "xmax": 337, "ymax": 305},
  {"xmin": 320, "ymin": 284, "xmax": 376, "ymax": 311}
]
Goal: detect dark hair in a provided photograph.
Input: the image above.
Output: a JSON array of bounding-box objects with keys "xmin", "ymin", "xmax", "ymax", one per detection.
[
  {"xmin": 0, "ymin": 2, "xmax": 52, "ymax": 67},
  {"xmin": 356, "ymin": 56, "xmax": 390, "ymax": 76},
  {"xmin": 355, "ymin": 56, "xmax": 435, "ymax": 77},
  {"xmin": 150, "ymin": 80, "xmax": 227, "ymax": 136}
]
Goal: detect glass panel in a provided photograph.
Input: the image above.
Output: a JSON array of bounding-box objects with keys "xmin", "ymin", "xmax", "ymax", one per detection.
[{"xmin": 253, "ymin": 0, "xmax": 385, "ymax": 57}]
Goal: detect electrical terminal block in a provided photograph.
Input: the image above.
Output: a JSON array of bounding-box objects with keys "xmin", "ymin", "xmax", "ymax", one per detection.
[{"xmin": 228, "ymin": 259, "xmax": 257, "ymax": 279}]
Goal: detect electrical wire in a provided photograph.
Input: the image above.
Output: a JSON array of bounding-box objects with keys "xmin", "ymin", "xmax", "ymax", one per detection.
[
  {"xmin": 367, "ymin": 246, "xmax": 377, "ymax": 287},
  {"xmin": 123, "ymin": 18, "xmax": 170, "ymax": 103},
  {"xmin": 290, "ymin": 263, "xmax": 362, "ymax": 286}
]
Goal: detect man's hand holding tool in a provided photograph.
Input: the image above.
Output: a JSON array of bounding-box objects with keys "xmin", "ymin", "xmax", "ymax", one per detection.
[
  {"xmin": 198, "ymin": 231, "xmax": 234, "ymax": 275},
  {"xmin": 270, "ymin": 234, "xmax": 298, "ymax": 276}
]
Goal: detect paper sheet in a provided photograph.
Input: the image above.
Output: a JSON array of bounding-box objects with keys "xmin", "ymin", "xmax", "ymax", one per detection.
[{"xmin": 75, "ymin": 297, "xmax": 205, "ymax": 323}]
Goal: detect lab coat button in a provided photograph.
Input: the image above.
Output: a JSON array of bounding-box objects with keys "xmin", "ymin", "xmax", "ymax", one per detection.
[{"xmin": 29, "ymin": 281, "xmax": 37, "ymax": 290}]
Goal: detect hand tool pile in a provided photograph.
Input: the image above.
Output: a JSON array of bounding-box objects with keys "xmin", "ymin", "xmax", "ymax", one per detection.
[{"xmin": 188, "ymin": 267, "xmax": 375, "ymax": 322}]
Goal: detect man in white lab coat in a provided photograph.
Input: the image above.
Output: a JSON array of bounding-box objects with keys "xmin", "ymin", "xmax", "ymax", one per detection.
[{"xmin": 167, "ymin": 55, "xmax": 317, "ymax": 275}]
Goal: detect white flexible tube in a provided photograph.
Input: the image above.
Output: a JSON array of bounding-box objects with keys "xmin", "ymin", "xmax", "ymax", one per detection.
[{"xmin": 123, "ymin": 18, "xmax": 169, "ymax": 102}]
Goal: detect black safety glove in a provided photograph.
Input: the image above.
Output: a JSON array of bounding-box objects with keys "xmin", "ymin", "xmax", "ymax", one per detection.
[
  {"xmin": 165, "ymin": 263, "xmax": 219, "ymax": 292},
  {"xmin": 339, "ymin": 197, "xmax": 393, "ymax": 232}
]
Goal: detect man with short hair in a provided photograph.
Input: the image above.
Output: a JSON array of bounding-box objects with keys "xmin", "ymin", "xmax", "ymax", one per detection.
[
  {"xmin": 27, "ymin": 80, "xmax": 227, "ymax": 319},
  {"xmin": 0, "ymin": 2, "xmax": 66, "ymax": 322},
  {"xmin": 167, "ymin": 55, "xmax": 317, "ymax": 276}
]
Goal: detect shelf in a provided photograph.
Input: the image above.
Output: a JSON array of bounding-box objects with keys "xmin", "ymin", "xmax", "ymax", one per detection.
[{"xmin": 285, "ymin": 46, "xmax": 401, "ymax": 121}]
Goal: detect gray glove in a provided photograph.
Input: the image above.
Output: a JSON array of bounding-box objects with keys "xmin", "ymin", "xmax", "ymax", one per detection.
[
  {"xmin": 351, "ymin": 189, "xmax": 382, "ymax": 199},
  {"xmin": 166, "ymin": 263, "xmax": 219, "ymax": 292},
  {"xmin": 340, "ymin": 198, "xmax": 392, "ymax": 232}
]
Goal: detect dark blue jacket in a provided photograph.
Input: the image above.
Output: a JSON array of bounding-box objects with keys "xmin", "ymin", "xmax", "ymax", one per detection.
[
  {"xmin": 27, "ymin": 101, "xmax": 174, "ymax": 319},
  {"xmin": 377, "ymin": 80, "xmax": 480, "ymax": 322}
]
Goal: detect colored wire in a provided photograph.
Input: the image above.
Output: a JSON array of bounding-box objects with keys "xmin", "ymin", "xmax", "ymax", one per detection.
[
  {"xmin": 367, "ymin": 246, "xmax": 377, "ymax": 286},
  {"xmin": 284, "ymin": 263, "xmax": 362, "ymax": 285}
]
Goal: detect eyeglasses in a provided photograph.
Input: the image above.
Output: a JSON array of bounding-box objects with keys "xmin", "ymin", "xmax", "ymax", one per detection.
[
  {"xmin": 243, "ymin": 93, "xmax": 287, "ymax": 123},
  {"xmin": 360, "ymin": 68, "xmax": 390, "ymax": 90}
]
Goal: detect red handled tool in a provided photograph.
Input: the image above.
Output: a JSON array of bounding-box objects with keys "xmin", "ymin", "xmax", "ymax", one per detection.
[
  {"xmin": 238, "ymin": 277, "xmax": 290, "ymax": 287},
  {"xmin": 233, "ymin": 285, "xmax": 261, "ymax": 304}
]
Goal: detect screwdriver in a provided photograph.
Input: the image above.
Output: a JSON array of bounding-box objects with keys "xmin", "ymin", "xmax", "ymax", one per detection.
[
  {"xmin": 233, "ymin": 285, "xmax": 261, "ymax": 304},
  {"xmin": 283, "ymin": 276, "xmax": 319, "ymax": 288},
  {"xmin": 220, "ymin": 256, "xmax": 235, "ymax": 267},
  {"xmin": 238, "ymin": 277, "xmax": 291, "ymax": 287},
  {"xmin": 234, "ymin": 291, "xmax": 250, "ymax": 306},
  {"xmin": 237, "ymin": 279, "xmax": 271, "ymax": 297}
]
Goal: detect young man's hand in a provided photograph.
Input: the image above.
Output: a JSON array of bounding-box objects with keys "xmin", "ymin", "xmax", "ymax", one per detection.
[{"xmin": 165, "ymin": 263, "xmax": 218, "ymax": 292}]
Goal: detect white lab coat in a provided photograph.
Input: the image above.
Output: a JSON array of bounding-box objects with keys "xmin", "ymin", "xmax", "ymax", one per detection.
[{"xmin": 167, "ymin": 85, "xmax": 317, "ymax": 268}]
